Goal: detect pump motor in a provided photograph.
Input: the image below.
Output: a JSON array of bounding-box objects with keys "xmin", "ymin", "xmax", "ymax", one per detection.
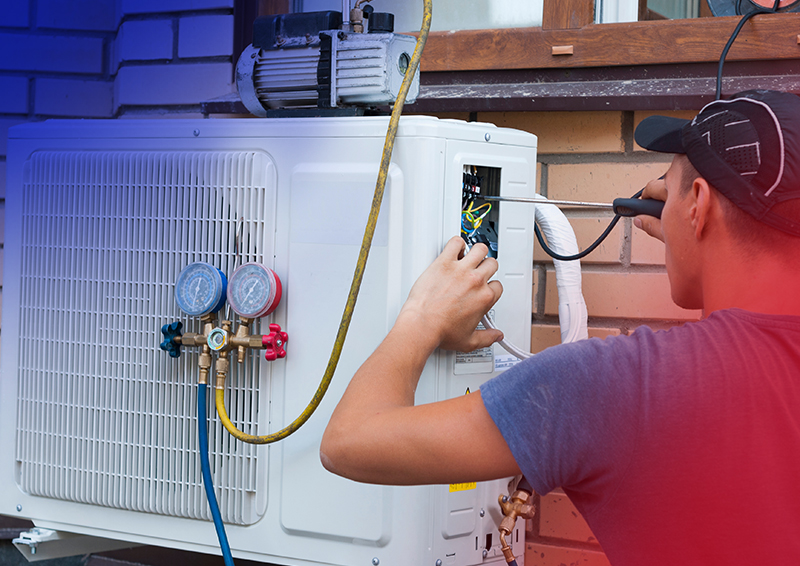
[{"xmin": 236, "ymin": 10, "xmax": 419, "ymax": 115}]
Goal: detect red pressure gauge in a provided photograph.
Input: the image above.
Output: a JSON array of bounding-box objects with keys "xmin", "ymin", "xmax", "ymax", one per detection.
[{"xmin": 226, "ymin": 263, "xmax": 282, "ymax": 318}]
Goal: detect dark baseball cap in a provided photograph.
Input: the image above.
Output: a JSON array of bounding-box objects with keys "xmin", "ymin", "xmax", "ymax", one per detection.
[{"xmin": 634, "ymin": 90, "xmax": 800, "ymax": 236}]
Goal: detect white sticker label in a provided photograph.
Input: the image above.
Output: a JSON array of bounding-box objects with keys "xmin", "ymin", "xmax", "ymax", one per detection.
[
  {"xmin": 455, "ymin": 347, "xmax": 493, "ymax": 365},
  {"xmin": 494, "ymin": 354, "xmax": 521, "ymax": 371}
]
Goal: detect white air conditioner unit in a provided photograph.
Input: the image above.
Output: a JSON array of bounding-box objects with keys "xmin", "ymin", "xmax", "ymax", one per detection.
[{"xmin": 0, "ymin": 116, "xmax": 537, "ymax": 566}]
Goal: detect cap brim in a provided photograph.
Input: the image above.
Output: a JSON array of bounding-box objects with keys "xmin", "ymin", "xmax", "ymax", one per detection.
[{"xmin": 635, "ymin": 115, "xmax": 689, "ymax": 153}]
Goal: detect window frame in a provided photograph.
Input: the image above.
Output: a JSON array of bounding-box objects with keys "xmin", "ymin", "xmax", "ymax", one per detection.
[{"xmin": 226, "ymin": 0, "xmax": 800, "ymax": 114}]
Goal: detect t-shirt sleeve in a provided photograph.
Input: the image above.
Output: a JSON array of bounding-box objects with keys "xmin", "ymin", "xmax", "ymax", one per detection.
[{"xmin": 480, "ymin": 333, "xmax": 645, "ymax": 508}]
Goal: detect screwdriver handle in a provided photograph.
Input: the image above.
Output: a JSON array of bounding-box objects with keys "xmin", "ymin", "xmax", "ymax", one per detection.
[{"xmin": 612, "ymin": 198, "xmax": 664, "ymax": 219}]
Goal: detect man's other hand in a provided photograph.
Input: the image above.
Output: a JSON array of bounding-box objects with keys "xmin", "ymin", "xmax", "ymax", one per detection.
[{"xmin": 398, "ymin": 236, "xmax": 504, "ymax": 353}]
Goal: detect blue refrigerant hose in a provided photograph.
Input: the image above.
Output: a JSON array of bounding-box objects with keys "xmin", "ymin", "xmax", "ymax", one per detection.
[{"xmin": 198, "ymin": 383, "xmax": 235, "ymax": 566}]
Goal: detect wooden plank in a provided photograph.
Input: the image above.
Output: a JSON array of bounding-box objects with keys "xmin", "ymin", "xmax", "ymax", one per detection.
[
  {"xmin": 417, "ymin": 13, "xmax": 800, "ymax": 72},
  {"xmin": 411, "ymin": 71, "xmax": 800, "ymax": 112},
  {"xmin": 542, "ymin": 0, "xmax": 594, "ymax": 30}
]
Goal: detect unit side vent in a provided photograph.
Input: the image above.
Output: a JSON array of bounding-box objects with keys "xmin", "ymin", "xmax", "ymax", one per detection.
[{"xmin": 15, "ymin": 150, "xmax": 277, "ymax": 525}]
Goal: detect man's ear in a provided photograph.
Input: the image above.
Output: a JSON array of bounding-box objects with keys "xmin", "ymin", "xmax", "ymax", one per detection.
[{"xmin": 690, "ymin": 177, "xmax": 713, "ymax": 241}]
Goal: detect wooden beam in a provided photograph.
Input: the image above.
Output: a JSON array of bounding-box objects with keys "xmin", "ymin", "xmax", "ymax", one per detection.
[
  {"xmin": 542, "ymin": 0, "xmax": 594, "ymax": 30},
  {"xmin": 417, "ymin": 13, "xmax": 800, "ymax": 72}
]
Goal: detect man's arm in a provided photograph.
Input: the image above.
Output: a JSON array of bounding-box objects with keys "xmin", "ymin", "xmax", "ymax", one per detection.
[{"xmin": 320, "ymin": 237, "xmax": 521, "ymax": 485}]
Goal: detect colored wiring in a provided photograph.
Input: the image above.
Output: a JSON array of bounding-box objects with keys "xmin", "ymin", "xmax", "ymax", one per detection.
[
  {"xmin": 215, "ymin": 0, "xmax": 433, "ymax": 444},
  {"xmin": 198, "ymin": 383, "xmax": 235, "ymax": 566},
  {"xmin": 461, "ymin": 202, "xmax": 492, "ymax": 236}
]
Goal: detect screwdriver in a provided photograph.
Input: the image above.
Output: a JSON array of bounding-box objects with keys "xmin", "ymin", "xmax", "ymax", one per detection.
[{"xmin": 480, "ymin": 195, "xmax": 664, "ymax": 219}]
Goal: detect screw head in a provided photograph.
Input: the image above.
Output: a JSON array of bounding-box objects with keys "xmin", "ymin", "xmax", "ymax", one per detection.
[
  {"xmin": 435, "ymin": 560, "xmax": 442, "ymax": 566},
  {"xmin": 484, "ymin": 133, "xmax": 491, "ymax": 142},
  {"xmin": 372, "ymin": 559, "xmax": 380, "ymax": 566},
  {"xmin": 16, "ymin": 504, "xmax": 22, "ymax": 512},
  {"xmin": 479, "ymin": 508, "xmax": 485, "ymax": 517},
  {"xmin": 482, "ymin": 549, "xmax": 488, "ymax": 558},
  {"xmin": 193, "ymin": 129, "xmax": 200, "ymax": 137}
]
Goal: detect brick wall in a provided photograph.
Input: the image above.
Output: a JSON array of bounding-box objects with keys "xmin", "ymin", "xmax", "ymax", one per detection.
[
  {"xmin": 115, "ymin": 0, "xmax": 235, "ymax": 116},
  {"xmin": 0, "ymin": 0, "xmax": 237, "ymax": 324}
]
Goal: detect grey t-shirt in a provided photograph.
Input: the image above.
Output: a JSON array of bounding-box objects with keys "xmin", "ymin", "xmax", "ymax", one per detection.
[{"xmin": 481, "ymin": 308, "xmax": 800, "ymax": 565}]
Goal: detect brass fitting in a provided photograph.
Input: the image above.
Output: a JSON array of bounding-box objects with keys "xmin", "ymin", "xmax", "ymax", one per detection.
[
  {"xmin": 175, "ymin": 313, "xmax": 280, "ymax": 386},
  {"xmin": 350, "ymin": 8, "xmax": 364, "ymax": 32},
  {"xmin": 200, "ymin": 313, "xmax": 216, "ymax": 337},
  {"xmin": 233, "ymin": 317, "xmax": 253, "ymax": 363},
  {"xmin": 351, "ymin": 0, "xmax": 372, "ymax": 32},
  {"xmin": 198, "ymin": 344, "xmax": 212, "ymax": 385},
  {"xmin": 497, "ymin": 486, "xmax": 535, "ymax": 564},
  {"xmin": 215, "ymin": 349, "xmax": 230, "ymax": 390}
]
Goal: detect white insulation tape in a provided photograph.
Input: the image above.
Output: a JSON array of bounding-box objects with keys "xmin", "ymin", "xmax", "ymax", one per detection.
[{"xmin": 484, "ymin": 194, "xmax": 589, "ymax": 360}]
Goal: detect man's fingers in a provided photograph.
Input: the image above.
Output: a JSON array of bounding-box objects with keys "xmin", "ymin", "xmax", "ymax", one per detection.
[
  {"xmin": 634, "ymin": 216, "xmax": 664, "ymax": 242},
  {"xmin": 444, "ymin": 236, "xmax": 467, "ymax": 260},
  {"xmin": 641, "ymin": 176, "xmax": 667, "ymax": 202},
  {"xmin": 487, "ymin": 280, "xmax": 503, "ymax": 305},
  {"xmin": 461, "ymin": 242, "xmax": 490, "ymax": 268},
  {"xmin": 465, "ymin": 329, "xmax": 505, "ymax": 352}
]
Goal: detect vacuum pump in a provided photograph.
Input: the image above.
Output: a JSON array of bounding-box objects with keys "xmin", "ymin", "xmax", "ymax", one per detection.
[{"xmin": 236, "ymin": 7, "xmax": 419, "ymax": 115}]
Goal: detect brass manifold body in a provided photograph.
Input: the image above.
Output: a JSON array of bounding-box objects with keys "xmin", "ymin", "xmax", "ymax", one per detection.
[
  {"xmin": 165, "ymin": 313, "xmax": 288, "ymax": 385},
  {"xmin": 497, "ymin": 482, "xmax": 536, "ymax": 564}
]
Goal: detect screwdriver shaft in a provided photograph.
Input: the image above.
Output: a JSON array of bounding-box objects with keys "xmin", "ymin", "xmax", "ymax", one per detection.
[{"xmin": 480, "ymin": 195, "xmax": 613, "ymax": 209}]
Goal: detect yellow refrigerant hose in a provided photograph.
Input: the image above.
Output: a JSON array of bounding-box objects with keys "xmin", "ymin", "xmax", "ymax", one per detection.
[{"xmin": 216, "ymin": 0, "xmax": 433, "ymax": 444}]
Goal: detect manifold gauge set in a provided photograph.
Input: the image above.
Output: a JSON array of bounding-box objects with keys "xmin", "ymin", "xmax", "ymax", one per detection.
[{"xmin": 175, "ymin": 261, "xmax": 282, "ymax": 319}]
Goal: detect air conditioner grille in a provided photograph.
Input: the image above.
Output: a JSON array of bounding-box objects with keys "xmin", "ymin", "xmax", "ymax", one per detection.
[{"xmin": 15, "ymin": 150, "xmax": 276, "ymax": 525}]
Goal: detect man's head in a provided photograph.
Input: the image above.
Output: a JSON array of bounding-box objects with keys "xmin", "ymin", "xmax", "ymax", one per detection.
[
  {"xmin": 635, "ymin": 90, "xmax": 800, "ymax": 310},
  {"xmin": 635, "ymin": 90, "xmax": 800, "ymax": 238}
]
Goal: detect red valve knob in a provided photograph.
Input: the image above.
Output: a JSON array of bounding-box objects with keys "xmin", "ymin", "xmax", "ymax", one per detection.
[{"xmin": 262, "ymin": 323, "xmax": 288, "ymax": 361}]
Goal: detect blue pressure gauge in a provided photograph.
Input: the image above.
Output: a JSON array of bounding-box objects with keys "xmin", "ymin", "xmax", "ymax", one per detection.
[
  {"xmin": 174, "ymin": 262, "xmax": 228, "ymax": 317},
  {"xmin": 227, "ymin": 263, "xmax": 282, "ymax": 318}
]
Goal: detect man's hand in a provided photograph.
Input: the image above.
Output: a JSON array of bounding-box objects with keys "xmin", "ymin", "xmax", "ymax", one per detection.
[
  {"xmin": 398, "ymin": 236, "xmax": 504, "ymax": 353},
  {"xmin": 633, "ymin": 176, "xmax": 667, "ymax": 242},
  {"xmin": 320, "ymin": 236, "xmax": 519, "ymax": 485}
]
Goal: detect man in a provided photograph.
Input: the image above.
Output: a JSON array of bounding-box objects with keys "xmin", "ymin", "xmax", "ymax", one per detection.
[{"xmin": 320, "ymin": 90, "xmax": 800, "ymax": 564}]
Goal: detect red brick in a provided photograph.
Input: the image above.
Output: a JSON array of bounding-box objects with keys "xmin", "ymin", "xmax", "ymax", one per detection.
[
  {"xmin": 526, "ymin": 542, "xmax": 611, "ymax": 566},
  {"xmin": 534, "ymin": 216, "xmax": 622, "ymax": 265},
  {"xmin": 631, "ymin": 224, "xmax": 666, "ymax": 265},
  {"xmin": 531, "ymin": 323, "xmax": 561, "ymax": 353},
  {"xmin": 548, "ymin": 162, "xmax": 669, "ymax": 205},
  {"xmin": 478, "ymin": 111, "xmax": 624, "ymax": 154},
  {"xmin": 539, "ymin": 490, "xmax": 599, "ymax": 543},
  {"xmin": 588, "ymin": 326, "xmax": 621, "ymax": 339},
  {"xmin": 545, "ymin": 270, "xmax": 702, "ymax": 321}
]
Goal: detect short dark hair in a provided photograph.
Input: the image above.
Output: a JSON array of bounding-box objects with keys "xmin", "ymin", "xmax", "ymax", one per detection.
[{"xmin": 678, "ymin": 156, "xmax": 800, "ymax": 254}]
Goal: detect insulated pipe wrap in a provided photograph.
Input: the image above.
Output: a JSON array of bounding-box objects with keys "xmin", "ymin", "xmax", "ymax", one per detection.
[
  {"xmin": 533, "ymin": 195, "xmax": 589, "ymax": 344},
  {"xmin": 486, "ymin": 195, "xmax": 588, "ymax": 360}
]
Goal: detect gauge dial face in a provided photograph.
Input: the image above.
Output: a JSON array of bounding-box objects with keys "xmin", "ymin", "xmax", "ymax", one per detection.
[
  {"xmin": 227, "ymin": 263, "xmax": 281, "ymax": 318},
  {"xmin": 174, "ymin": 262, "xmax": 226, "ymax": 316}
]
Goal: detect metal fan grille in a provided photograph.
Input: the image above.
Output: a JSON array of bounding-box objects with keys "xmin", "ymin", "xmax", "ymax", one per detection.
[{"xmin": 15, "ymin": 150, "xmax": 276, "ymax": 525}]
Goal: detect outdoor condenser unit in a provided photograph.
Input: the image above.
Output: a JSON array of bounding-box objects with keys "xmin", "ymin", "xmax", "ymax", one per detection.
[{"xmin": 0, "ymin": 116, "xmax": 537, "ymax": 566}]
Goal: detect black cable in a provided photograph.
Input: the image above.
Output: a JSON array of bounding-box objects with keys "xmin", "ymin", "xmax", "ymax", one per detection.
[
  {"xmin": 716, "ymin": 0, "xmax": 781, "ymax": 100},
  {"xmin": 535, "ymin": 189, "xmax": 643, "ymax": 262}
]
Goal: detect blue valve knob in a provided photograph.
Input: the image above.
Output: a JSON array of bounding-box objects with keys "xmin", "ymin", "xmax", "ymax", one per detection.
[{"xmin": 160, "ymin": 321, "xmax": 184, "ymax": 358}]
